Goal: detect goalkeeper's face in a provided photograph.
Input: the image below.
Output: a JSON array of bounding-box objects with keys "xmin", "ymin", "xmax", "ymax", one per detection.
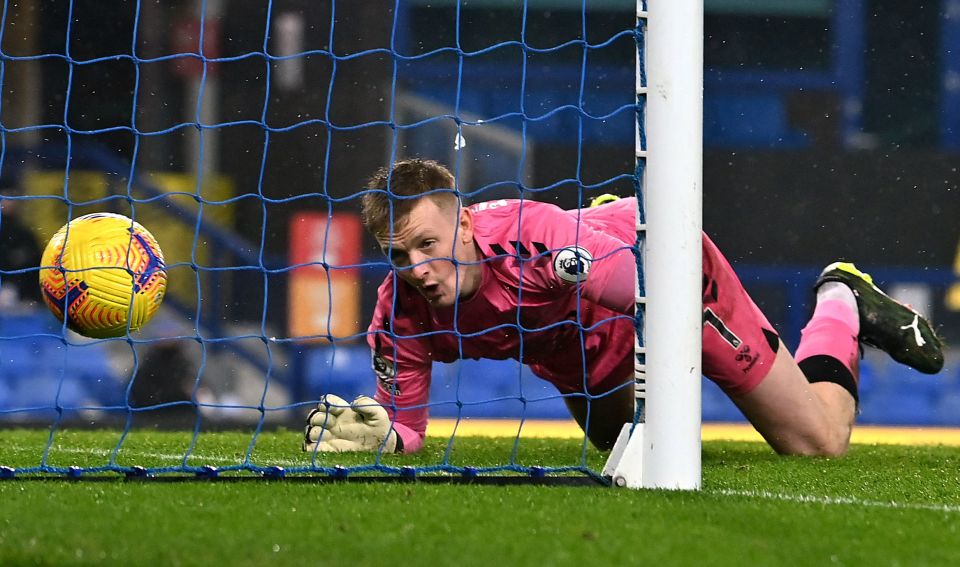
[{"xmin": 377, "ymin": 196, "xmax": 481, "ymax": 307}]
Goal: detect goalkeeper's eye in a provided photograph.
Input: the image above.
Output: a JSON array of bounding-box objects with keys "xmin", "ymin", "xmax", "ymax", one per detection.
[
  {"xmin": 382, "ymin": 247, "xmax": 410, "ymax": 268},
  {"xmin": 391, "ymin": 253, "xmax": 410, "ymax": 268}
]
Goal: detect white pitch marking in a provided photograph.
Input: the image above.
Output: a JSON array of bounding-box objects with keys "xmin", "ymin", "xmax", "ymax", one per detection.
[
  {"xmin": 717, "ymin": 489, "xmax": 960, "ymax": 514},
  {"xmin": 12, "ymin": 445, "xmax": 305, "ymax": 468}
]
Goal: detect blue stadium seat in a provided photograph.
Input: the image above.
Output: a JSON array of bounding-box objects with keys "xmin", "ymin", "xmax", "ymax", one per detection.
[
  {"xmin": 934, "ymin": 391, "xmax": 960, "ymax": 426},
  {"xmin": 859, "ymin": 386, "xmax": 937, "ymax": 425},
  {"xmin": 0, "ymin": 312, "xmax": 59, "ymax": 337},
  {"xmin": 704, "ymin": 92, "xmax": 808, "ymax": 149},
  {"xmin": 408, "ymin": 87, "xmax": 634, "ymax": 146},
  {"xmin": 0, "ymin": 381, "xmax": 10, "ymax": 410},
  {"xmin": 302, "ymin": 346, "xmax": 371, "ymax": 402},
  {"xmin": 1, "ymin": 312, "xmax": 134, "ymax": 414},
  {"xmin": 429, "ymin": 358, "xmax": 568, "ymax": 419}
]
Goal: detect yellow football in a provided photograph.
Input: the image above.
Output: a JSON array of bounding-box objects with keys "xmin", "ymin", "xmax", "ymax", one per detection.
[{"xmin": 38, "ymin": 213, "xmax": 167, "ymax": 338}]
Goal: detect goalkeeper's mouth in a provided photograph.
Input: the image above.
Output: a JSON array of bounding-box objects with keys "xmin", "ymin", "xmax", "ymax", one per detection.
[{"xmin": 421, "ymin": 283, "xmax": 442, "ymax": 302}]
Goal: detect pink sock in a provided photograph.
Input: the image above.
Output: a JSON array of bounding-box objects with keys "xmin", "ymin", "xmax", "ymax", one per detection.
[{"xmin": 795, "ymin": 299, "xmax": 860, "ymax": 379}]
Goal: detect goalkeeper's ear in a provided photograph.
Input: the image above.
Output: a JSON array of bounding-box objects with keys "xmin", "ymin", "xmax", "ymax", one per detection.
[{"xmin": 457, "ymin": 204, "xmax": 475, "ymax": 247}]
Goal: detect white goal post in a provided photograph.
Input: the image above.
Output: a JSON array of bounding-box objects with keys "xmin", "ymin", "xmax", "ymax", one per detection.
[{"xmin": 604, "ymin": 0, "xmax": 703, "ymax": 490}]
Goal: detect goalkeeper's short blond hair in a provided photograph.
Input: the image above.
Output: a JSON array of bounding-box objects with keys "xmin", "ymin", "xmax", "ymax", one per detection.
[{"xmin": 361, "ymin": 158, "xmax": 459, "ymax": 239}]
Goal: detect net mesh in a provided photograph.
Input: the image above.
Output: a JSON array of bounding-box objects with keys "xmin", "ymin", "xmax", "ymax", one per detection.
[{"xmin": 0, "ymin": 1, "xmax": 641, "ymax": 479}]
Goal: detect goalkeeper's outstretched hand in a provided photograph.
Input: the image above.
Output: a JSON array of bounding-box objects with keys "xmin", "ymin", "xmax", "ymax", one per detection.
[{"xmin": 302, "ymin": 394, "xmax": 398, "ymax": 453}]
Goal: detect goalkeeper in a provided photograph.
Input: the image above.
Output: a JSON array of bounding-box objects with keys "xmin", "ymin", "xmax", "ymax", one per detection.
[{"xmin": 304, "ymin": 159, "xmax": 943, "ymax": 456}]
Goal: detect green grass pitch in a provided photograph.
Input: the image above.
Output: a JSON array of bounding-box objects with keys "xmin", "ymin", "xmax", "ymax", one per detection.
[{"xmin": 1, "ymin": 428, "xmax": 959, "ymax": 565}]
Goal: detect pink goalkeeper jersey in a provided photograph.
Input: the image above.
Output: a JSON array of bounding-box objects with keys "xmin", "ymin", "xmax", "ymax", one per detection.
[{"xmin": 367, "ymin": 197, "xmax": 639, "ymax": 453}]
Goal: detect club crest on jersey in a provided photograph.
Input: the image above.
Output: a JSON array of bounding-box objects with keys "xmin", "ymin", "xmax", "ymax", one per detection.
[
  {"xmin": 553, "ymin": 246, "xmax": 593, "ymax": 284},
  {"xmin": 372, "ymin": 351, "xmax": 400, "ymax": 395}
]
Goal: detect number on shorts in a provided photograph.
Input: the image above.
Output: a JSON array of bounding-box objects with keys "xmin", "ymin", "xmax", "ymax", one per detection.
[{"xmin": 703, "ymin": 307, "xmax": 742, "ymax": 349}]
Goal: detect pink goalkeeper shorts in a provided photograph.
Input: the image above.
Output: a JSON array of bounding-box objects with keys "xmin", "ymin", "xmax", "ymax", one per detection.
[{"xmin": 701, "ymin": 234, "xmax": 780, "ymax": 396}]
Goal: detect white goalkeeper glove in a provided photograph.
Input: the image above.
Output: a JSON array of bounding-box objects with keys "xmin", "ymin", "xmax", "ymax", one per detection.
[{"xmin": 302, "ymin": 394, "xmax": 399, "ymax": 453}]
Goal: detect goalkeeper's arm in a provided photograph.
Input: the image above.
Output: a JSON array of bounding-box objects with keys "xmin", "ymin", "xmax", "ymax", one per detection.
[{"xmin": 303, "ymin": 394, "xmax": 403, "ymax": 453}]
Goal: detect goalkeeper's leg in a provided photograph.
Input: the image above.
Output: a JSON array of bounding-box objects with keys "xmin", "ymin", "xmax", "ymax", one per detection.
[
  {"xmin": 562, "ymin": 380, "xmax": 635, "ymax": 451},
  {"xmin": 729, "ymin": 339, "xmax": 857, "ymax": 457},
  {"xmin": 732, "ymin": 261, "xmax": 945, "ymax": 456},
  {"xmin": 704, "ymin": 235, "xmax": 860, "ymax": 456}
]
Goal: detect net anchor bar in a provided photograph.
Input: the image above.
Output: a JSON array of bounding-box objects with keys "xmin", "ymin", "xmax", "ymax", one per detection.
[{"xmin": 602, "ymin": 423, "xmax": 645, "ymax": 487}]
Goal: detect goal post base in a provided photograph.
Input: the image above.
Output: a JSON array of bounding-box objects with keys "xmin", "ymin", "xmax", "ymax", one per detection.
[{"xmin": 602, "ymin": 422, "xmax": 645, "ymax": 488}]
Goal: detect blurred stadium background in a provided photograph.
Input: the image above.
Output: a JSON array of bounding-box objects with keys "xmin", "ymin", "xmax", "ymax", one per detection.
[{"xmin": 0, "ymin": 0, "xmax": 958, "ymax": 430}]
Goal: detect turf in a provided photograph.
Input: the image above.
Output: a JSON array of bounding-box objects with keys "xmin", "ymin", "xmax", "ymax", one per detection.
[{"xmin": 1, "ymin": 428, "xmax": 959, "ymax": 565}]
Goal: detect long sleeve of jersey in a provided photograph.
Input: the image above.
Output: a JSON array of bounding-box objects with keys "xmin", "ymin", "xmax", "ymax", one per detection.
[{"xmin": 367, "ymin": 275, "xmax": 433, "ymax": 453}]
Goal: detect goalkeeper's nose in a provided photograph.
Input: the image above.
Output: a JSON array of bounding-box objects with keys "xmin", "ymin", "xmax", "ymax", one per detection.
[{"xmin": 408, "ymin": 252, "xmax": 432, "ymax": 282}]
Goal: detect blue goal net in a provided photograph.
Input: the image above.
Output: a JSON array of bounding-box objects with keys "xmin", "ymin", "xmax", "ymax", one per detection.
[{"xmin": 0, "ymin": 1, "xmax": 641, "ymax": 480}]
